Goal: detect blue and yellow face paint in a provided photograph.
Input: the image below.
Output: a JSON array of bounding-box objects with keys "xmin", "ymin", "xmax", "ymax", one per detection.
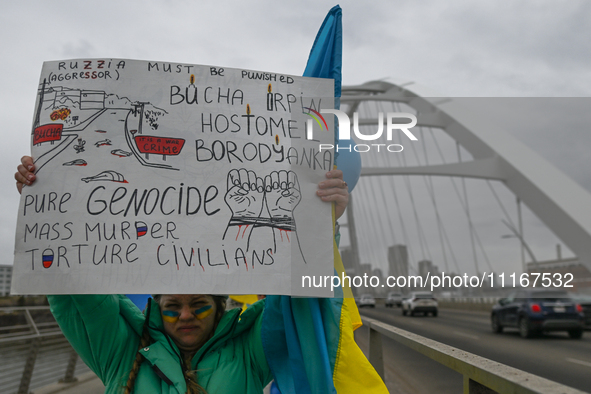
[
  {"xmin": 193, "ymin": 305, "xmax": 213, "ymax": 320},
  {"xmin": 161, "ymin": 310, "xmax": 180, "ymax": 323},
  {"xmin": 161, "ymin": 304, "xmax": 213, "ymax": 323}
]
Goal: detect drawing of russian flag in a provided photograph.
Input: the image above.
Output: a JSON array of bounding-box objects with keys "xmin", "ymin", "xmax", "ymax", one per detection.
[
  {"xmin": 42, "ymin": 249, "xmax": 54, "ymax": 268},
  {"xmin": 135, "ymin": 221, "xmax": 148, "ymax": 238}
]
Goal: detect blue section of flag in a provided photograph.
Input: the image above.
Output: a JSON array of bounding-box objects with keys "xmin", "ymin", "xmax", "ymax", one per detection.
[
  {"xmin": 263, "ymin": 293, "xmax": 343, "ymax": 394},
  {"xmin": 302, "ymin": 5, "xmax": 342, "ymax": 99},
  {"xmin": 126, "ymin": 294, "xmax": 150, "ymax": 310},
  {"xmin": 302, "ymin": 4, "xmax": 361, "ymax": 191},
  {"xmin": 262, "ymin": 6, "xmax": 343, "ymax": 394},
  {"xmin": 303, "ymin": 4, "xmax": 343, "ymax": 154}
]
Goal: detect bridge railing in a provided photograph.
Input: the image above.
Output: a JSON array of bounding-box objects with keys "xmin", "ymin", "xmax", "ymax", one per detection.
[
  {"xmin": 362, "ymin": 316, "xmax": 586, "ymax": 394},
  {"xmin": 3, "ymin": 305, "xmax": 584, "ymax": 393},
  {"xmin": 0, "ymin": 306, "xmax": 91, "ymax": 394},
  {"xmin": 437, "ymin": 297, "xmax": 499, "ymax": 312}
]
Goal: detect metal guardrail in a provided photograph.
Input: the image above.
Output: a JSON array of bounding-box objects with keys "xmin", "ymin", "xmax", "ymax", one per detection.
[
  {"xmin": 0, "ymin": 306, "xmax": 91, "ymax": 394},
  {"xmin": 362, "ymin": 316, "xmax": 587, "ymax": 394},
  {"xmin": 443, "ymin": 297, "xmax": 500, "ymax": 303},
  {"xmin": 437, "ymin": 297, "xmax": 498, "ymax": 312},
  {"xmin": 3, "ymin": 305, "xmax": 585, "ymax": 393}
]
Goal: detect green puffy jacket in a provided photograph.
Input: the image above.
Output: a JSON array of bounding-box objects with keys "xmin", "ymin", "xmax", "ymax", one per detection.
[{"xmin": 48, "ymin": 295, "xmax": 273, "ymax": 393}]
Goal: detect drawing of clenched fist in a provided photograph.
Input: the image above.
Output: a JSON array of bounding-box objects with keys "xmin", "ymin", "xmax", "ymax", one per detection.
[
  {"xmin": 223, "ymin": 168, "xmax": 302, "ymax": 251},
  {"xmin": 264, "ymin": 170, "xmax": 301, "ymax": 221},
  {"xmin": 224, "ymin": 168, "xmax": 266, "ymax": 218}
]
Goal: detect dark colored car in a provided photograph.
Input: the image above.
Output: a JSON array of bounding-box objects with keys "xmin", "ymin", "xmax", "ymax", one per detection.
[
  {"xmin": 571, "ymin": 294, "xmax": 591, "ymax": 329},
  {"xmin": 491, "ymin": 289, "xmax": 585, "ymax": 339}
]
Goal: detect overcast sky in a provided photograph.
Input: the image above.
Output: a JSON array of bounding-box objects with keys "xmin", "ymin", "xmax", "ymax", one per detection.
[{"xmin": 2, "ymin": 0, "xmax": 591, "ymax": 277}]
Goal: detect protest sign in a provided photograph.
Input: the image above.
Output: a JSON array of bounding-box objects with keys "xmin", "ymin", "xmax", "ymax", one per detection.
[{"xmin": 12, "ymin": 59, "xmax": 335, "ymax": 296}]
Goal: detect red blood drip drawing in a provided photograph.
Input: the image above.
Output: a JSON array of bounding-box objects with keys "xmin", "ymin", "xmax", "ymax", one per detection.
[
  {"xmin": 279, "ymin": 230, "xmax": 291, "ymax": 242},
  {"xmin": 235, "ymin": 225, "xmax": 250, "ymax": 240}
]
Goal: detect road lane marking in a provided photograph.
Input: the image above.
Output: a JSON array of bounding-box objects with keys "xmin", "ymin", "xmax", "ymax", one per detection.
[
  {"xmin": 566, "ymin": 358, "xmax": 591, "ymax": 368},
  {"xmin": 453, "ymin": 331, "xmax": 480, "ymax": 340}
]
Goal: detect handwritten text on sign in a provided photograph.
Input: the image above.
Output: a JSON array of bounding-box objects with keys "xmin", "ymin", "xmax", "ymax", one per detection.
[{"xmin": 12, "ymin": 59, "xmax": 335, "ymax": 297}]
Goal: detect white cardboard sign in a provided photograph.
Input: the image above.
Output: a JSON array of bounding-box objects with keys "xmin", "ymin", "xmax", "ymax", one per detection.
[{"xmin": 12, "ymin": 59, "xmax": 335, "ymax": 296}]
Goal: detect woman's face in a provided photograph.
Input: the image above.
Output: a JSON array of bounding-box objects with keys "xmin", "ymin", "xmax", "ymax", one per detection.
[{"xmin": 158, "ymin": 294, "xmax": 218, "ymax": 354}]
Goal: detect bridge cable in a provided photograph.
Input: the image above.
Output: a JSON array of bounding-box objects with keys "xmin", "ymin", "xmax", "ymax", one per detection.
[
  {"xmin": 420, "ymin": 127, "xmax": 451, "ymax": 272},
  {"xmin": 358, "ymin": 102, "xmax": 405, "ymax": 276},
  {"xmin": 429, "ymin": 131, "xmax": 494, "ymax": 274},
  {"xmin": 455, "ymin": 143, "xmax": 494, "ymax": 274},
  {"xmin": 355, "ymin": 177, "xmax": 390, "ymax": 273},
  {"xmin": 425, "ymin": 128, "xmax": 466, "ymax": 274},
  {"xmin": 393, "ymin": 102, "xmax": 431, "ymax": 263}
]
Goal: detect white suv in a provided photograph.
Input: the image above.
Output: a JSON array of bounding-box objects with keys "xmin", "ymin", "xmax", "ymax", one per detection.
[
  {"xmin": 357, "ymin": 294, "xmax": 376, "ymax": 308},
  {"xmin": 385, "ymin": 292, "xmax": 403, "ymax": 307},
  {"xmin": 402, "ymin": 291, "xmax": 438, "ymax": 317}
]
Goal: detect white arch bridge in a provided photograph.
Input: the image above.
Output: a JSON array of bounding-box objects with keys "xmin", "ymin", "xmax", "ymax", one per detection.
[{"xmin": 339, "ymin": 81, "xmax": 591, "ymax": 289}]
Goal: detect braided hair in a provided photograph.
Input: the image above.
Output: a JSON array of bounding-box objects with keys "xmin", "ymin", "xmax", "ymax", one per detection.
[{"xmin": 123, "ymin": 324, "xmax": 151, "ymax": 394}]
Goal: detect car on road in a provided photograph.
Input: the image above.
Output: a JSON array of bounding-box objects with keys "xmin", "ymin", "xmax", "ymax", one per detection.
[
  {"xmin": 570, "ymin": 294, "xmax": 591, "ymax": 330},
  {"xmin": 401, "ymin": 291, "xmax": 438, "ymax": 316},
  {"xmin": 491, "ymin": 289, "xmax": 585, "ymax": 339},
  {"xmin": 357, "ymin": 294, "xmax": 376, "ymax": 308},
  {"xmin": 385, "ymin": 292, "xmax": 403, "ymax": 307}
]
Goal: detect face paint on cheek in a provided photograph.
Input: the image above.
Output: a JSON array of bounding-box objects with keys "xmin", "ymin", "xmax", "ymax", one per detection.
[
  {"xmin": 162, "ymin": 310, "xmax": 180, "ymax": 323},
  {"xmin": 194, "ymin": 305, "xmax": 213, "ymax": 320}
]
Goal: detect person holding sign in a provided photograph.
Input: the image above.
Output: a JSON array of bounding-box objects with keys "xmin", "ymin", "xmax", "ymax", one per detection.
[{"xmin": 15, "ymin": 155, "xmax": 352, "ymax": 394}]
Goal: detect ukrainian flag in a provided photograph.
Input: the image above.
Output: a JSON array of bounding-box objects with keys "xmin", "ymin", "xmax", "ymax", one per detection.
[{"xmin": 262, "ymin": 6, "xmax": 389, "ymax": 393}]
